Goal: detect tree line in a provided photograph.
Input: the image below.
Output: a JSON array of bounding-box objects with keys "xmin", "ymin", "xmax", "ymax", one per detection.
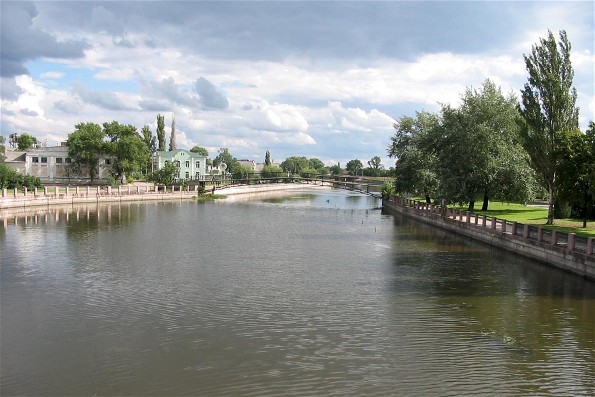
[{"xmin": 387, "ymin": 30, "xmax": 594, "ymax": 226}]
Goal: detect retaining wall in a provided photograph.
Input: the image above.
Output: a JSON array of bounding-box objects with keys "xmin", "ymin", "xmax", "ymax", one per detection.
[{"xmin": 383, "ymin": 197, "xmax": 595, "ymax": 281}]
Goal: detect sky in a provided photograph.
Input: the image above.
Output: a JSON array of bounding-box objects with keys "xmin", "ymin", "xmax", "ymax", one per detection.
[{"xmin": 1, "ymin": 1, "xmax": 594, "ymax": 168}]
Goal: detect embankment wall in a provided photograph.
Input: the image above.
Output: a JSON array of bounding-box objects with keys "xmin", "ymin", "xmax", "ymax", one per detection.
[{"xmin": 383, "ymin": 199, "xmax": 595, "ymax": 281}]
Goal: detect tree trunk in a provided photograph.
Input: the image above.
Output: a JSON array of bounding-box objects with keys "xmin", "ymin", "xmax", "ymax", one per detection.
[
  {"xmin": 547, "ymin": 183, "xmax": 555, "ymax": 225},
  {"xmin": 468, "ymin": 200, "xmax": 475, "ymax": 212},
  {"xmin": 481, "ymin": 191, "xmax": 489, "ymax": 211}
]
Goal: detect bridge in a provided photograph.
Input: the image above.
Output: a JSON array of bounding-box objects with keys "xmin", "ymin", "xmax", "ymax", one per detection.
[{"xmin": 214, "ymin": 174, "xmax": 384, "ymax": 199}]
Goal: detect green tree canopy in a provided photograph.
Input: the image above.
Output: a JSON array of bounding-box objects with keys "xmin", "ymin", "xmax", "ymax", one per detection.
[
  {"xmin": 281, "ymin": 156, "xmax": 310, "ymax": 174},
  {"xmin": 388, "ymin": 111, "xmax": 440, "ymax": 202},
  {"xmin": 67, "ymin": 122, "xmax": 106, "ymax": 183},
  {"xmin": 156, "ymin": 114, "xmax": 166, "ymax": 151},
  {"xmin": 190, "ymin": 146, "xmax": 209, "ymax": 156},
  {"xmin": 103, "ymin": 121, "xmax": 149, "ymax": 182},
  {"xmin": 17, "ymin": 133, "xmax": 37, "ymax": 150},
  {"xmin": 329, "ymin": 163, "xmax": 342, "ymax": 175},
  {"xmin": 345, "ymin": 159, "xmax": 363, "ymax": 176},
  {"xmin": 557, "ymin": 122, "xmax": 595, "ymax": 227},
  {"xmin": 261, "ymin": 164, "xmax": 283, "ymax": 178},
  {"xmin": 436, "ymin": 80, "xmax": 535, "ymax": 210},
  {"xmin": 518, "ymin": 29, "xmax": 579, "ymax": 224},
  {"xmin": 213, "ymin": 148, "xmax": 238, "ymax": 175},
  {"xmin": 265, "ymin": 150, "xmax": 271, "ymax": 166}
]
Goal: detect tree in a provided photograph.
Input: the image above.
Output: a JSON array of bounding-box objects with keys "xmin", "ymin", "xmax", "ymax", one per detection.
[
  {"xmin": 366, "ymin": 156, "xmax": 384, "ymax": 176},
  {"xmin": 156, "ymin": 114, "xmax": 166, "ymax": 151},
  {"xmin": 67, "ymin": 122, "xmax": 106, "ymax": 183},
  {"xmin": 190, "ymin": 146, "xmax": 209, "ymax": 156},
  {"xmin": 308, "ymin": 158, "xmax": 326, "ymax": 173},
  {"xmin": 103, "ymin": 121, "xmax": 149, "ymax": 183},
  {"xmin": 436, "ymin": 80, "xmax": 535, "ymax": 210},
  {"xmin": 558, "ymin": 122, "xmax": 595, "ymax": 227},
  {"xmin": 141, "ymin": 125, "xmax": 156, "ymax": 172},
  {"xmin": 169, "ymin": 113, "xmax": 176, "ymax": 151},
  {"xmin": 17, "ymin": 133, "xmax": 37, "ymax": 150},
  {"xmin": 261, "ymin": 164, "xmax": 283, "ymax": 179},
  {"xmin": 213, "ymin": 148, "xmax": 238, "ymax": 175},
  {"xmin": 280, "ymin": 156, "xmax": 309, "ymax": 174},
  {"xmin": 345, "ymin": 159, "xmax": 363, "ymax": 176},
  {"xmin": 518, "ymin": 30, "xmax": 579, "ymax": 225},
  {"xmin": 149, "ymin": 160, "xmax": 179, "ymax": 186},
  {"xmin": 388, "ymin": 112, "xmax": 440, "ymax": 202},
  {"xmin": 0, "ymin": 163, "xmax": 42, "ymax": 189},
  {"xmin": 265, "ymin": 150, "xmax": 271, "ymax": 166},
  {"xmin": 329, "ymin": 163, "xmax": 342, "ymax": 175}
]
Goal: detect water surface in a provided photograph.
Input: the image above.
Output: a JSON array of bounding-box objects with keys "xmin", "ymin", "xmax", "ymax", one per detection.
[{"xmin": 1, "ymin": 188, "xmax": 594, "ymax": 396}]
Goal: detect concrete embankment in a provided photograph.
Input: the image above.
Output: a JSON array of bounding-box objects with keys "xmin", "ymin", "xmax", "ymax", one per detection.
[
  {"xmin": 0, "ymin": 182, "xmax": 330, "ymax": 213},
  {"xmin": 383, "ymin": 198, "xmax": 595, "ymax": 281}
]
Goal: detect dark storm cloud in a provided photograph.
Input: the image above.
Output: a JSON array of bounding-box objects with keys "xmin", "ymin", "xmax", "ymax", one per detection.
[
  {"xmin": 195, "ymin": 78, "xmax": 229, "ymax": 110},
  {"xmin": 0, "ymin": 1, "xmax": 88, "ymax": 77}
]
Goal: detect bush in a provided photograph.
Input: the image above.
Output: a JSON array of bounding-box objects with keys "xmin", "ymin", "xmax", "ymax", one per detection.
[
  {"xmin": 0, "ymin": 164, "xmax": 42, "ymax": 189},
  {"xmin": 381, "ymin": 180, "xmax": 395, "ymax": 200}
]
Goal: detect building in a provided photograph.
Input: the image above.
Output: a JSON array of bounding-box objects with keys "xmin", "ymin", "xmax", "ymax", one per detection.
[
  {"xmin": 3, "ymin": 146, "xmax": 113, "ymax": 184},
  {"xmin": 153, "ymin": 149, "xmax": 208, "ymax": 181}
]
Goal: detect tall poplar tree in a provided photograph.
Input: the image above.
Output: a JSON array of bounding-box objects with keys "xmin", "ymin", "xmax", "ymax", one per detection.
[
  {"xmin": 156, "ymin": 114, "xmax": 166, "ymax": 151},
  {"xmin": 518, "ymin": 30, "xmax": 579, "ymax": 225},
  {"xmin": 169, "ymin": 113, "xmax": 177, "ymax": 151}
]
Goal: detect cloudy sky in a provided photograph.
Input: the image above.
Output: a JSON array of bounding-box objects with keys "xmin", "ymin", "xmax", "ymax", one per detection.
[{"xmin": 1, "ymin": 1, "xmax": 593, "ymax": 167}]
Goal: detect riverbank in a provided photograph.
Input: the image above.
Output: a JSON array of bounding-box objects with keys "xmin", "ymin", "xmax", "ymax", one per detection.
[
  {"xmin": 383, "ymin": 197, "xmax": 595, "ymax": 281},
  {"xmin": 0, "ymin": 183, "xmax": 331, "ymax": 218}
]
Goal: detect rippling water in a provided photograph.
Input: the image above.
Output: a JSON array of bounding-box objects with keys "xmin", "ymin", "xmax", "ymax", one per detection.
[{"xmin": 1, "ymin": 188, "xmax": 594, "ymax": 396}]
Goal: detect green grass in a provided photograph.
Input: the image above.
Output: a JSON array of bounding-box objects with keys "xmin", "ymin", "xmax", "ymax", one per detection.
[
  {"xmin": 451, "ymin": 201, "xmax": 595, "ymax": 237},
  {"xmin": 195, "ymin": 194, "xmax": 227, "ymax": 203}
]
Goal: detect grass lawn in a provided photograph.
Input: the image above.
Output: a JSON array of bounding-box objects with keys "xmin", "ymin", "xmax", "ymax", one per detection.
[{"xmin": 452, "ymin": 201, "xmax": 595, "ymax": 237}]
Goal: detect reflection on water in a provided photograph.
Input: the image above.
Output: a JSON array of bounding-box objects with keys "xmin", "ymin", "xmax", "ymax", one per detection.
[{"xmin": 1, "ymin": 189, "xmax": 594, "ymax": 396}]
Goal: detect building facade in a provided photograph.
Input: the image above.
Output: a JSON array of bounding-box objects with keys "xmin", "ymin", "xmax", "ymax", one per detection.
[
  {"xmin": 153, "ymin": 149, "xmax": 208, "ymax": 181},
  {"xmin": 3, "ymin": 146, "xmax": 113, "ymax": 184}
]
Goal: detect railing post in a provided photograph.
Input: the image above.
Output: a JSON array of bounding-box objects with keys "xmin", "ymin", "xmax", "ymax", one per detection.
[
  {"xmin": 550, "ymin": 230, "xmax": 558, "ymax": 246},
  {"xmin": 587, "ymin": 238, "xmax": 594, "ymax": 255},
  {"xmin": 501, "ymin": 219, "xmax": 507, "ymax": 233},
  {"xmin": 24, "ymin": 187, "xmax": 28, "ymax": 196},
  {"xmin": 491, "ymin": 217, "xmax": 497, "ymax": 230},
  {"xmin": 523, "ymin": 224, "xmax": 530, "ymax": 239},
  {"xmin": 567, "ymin": 233, "xmax": 576, "ymax": 253},
  {"xmin": 466, "ymin": 211, "xmax": 471, "ymax": 224},
  {"xmin": 2, "ymin": 188, "xmax": 7, "ymax": 198},
  {"xmin": 76, "ymin": 186, "xmax": 80, "ymax": 195},
  {"xmin": 511, "ymin": 222, "xmax": 517, "ymax": 235},
  {"xmin": 482, "ymin": 215, "xmax": 486, "ymax": 227},
  {"xmin": 537, "ymin": 227, "xmax": 543, "ymax": 242}
]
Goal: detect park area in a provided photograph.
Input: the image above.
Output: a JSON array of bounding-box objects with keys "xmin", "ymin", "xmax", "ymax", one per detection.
[{"xmin": 453, "ymin": 201, "xmax": 595, "ymax": 237}]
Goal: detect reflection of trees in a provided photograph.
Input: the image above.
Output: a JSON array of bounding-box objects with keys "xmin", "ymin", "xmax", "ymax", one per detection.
[{"xmin": 387, "ymin": 212, "xmax": 595, "ymax": 393}]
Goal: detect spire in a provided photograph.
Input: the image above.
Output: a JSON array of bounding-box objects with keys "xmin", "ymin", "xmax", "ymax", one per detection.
[{"xmin": 169, "ymin": 113, "xmax": 176, "ymax": 151}]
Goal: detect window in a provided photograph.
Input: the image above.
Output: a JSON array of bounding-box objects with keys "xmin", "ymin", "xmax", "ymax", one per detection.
[
  {"xmin": 65, "ymin": 158, "xmax": 72, "ymax": 164},
  {"xmin": 56, "ymin": 158, "xmax": 63, "ymax": 164},
  {"xmin": 41, "ymin": 157, "xmax": 47, "ymax": 163},
  {"xmin": 174, "ymin": 160, "xmax": 180, "ymax": 167},
  {"xmin": 105, "ymin": 158, "xmax": 111, "ymax": 165},
  {"xmin": 32, "ymin": 157, "xmax": 39, "ymax": 163},
  {"xmin": 185, "ymin": 172, "xmax": 190, "ymax": 179},
  {"xmin": 195, "ymin": 172, "xmax": 200, "ymax": 179},
  {"xmin": 196, "ymin": 161, "xmax": 200, "ymax": 168},
  {"xmin": 185, "ymin": 161, "xmax": 190, "ymax": 168}
]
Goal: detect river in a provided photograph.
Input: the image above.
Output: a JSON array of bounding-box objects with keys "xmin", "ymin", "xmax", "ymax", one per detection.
[{"xmin": 1, "ymin": 187, "xmax": 593, "ymax": 396}]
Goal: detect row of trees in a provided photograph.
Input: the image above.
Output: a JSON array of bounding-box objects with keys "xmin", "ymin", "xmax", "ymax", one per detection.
[{"xmin": 388, "ymin": 30, "xmax": 594, "ymax": 226}]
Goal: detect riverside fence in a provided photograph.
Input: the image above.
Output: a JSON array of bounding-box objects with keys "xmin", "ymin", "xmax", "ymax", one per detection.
[{"xmin": 384, "ymin": 196, "xmax": 595, "ymax": 281}]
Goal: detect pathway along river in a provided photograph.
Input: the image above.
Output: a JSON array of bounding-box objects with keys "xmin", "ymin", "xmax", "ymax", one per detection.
[{"xmin": 1, "ymin": 188, "xmax": 594, "ymax": 396}]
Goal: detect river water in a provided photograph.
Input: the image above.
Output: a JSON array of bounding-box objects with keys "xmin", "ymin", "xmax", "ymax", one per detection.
[{"xmin": 1, "ymin": 188, "xmax": 594, "ymax": 396}]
